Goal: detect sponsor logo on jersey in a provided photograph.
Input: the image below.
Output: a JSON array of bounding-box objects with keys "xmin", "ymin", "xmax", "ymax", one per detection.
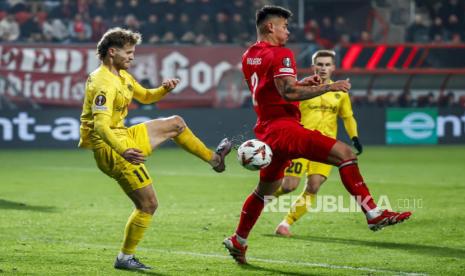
[
  {"xmin": 127, "ymin": 84, "xmax": 133, "ymax": 91},
  {"xmin": 335, "ymin": 93, "xmax": 341, "ymax": 99},
  {"xmin": 282, "ymin": 57, "xmax": 291, "ymax": 67},
  {"xmin": 308, "ymin": 104, "xmax": 337, "ymax": 113},
  {"xmin": 279, "ymin": 68, "xmax": 294, "ymax": 73},
  {"xmin": 93, "ymin": 106, "xmax": 108, "ymax": 111}
]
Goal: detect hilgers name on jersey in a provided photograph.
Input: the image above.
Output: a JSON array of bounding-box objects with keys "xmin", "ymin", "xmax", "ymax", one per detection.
[{"xmin": 247, "ymin": 58, "xmax": 262, "ymax": 65}]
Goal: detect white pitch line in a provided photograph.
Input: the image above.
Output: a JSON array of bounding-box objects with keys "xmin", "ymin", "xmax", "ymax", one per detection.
[
  {"xmin": 146, "ymin": 249, "xmax": 427, "ymax": 276},
  {"xmin": 73, "ymin": 242, "xmax": 426, "ymax": 275}
]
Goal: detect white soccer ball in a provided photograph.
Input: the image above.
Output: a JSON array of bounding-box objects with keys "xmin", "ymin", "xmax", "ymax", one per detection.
[{"xmin": 237, "ymin": 139, "xmax": 273, "ymax": 171}]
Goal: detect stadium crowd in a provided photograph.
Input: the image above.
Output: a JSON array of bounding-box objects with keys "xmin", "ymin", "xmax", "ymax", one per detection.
[
  {"xmin": 0, "ymin": 0, "xmax": 373, "ymax": 46},
  {"xmin": 1, "ymin": 0, "xmax": 464, "ymax": 45},
  {"xmin": 351, "ymin": 90, "xmax": 463, "ymax": 108},
  {"xmin": 407, "ymin": 0, "xmax": 465, "ymax": 44}
]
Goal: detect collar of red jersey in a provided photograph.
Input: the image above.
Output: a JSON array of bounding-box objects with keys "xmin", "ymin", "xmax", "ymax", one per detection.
[{"xmin": 256, "ymin": 40, "xmax": 277, "ymax": 47}]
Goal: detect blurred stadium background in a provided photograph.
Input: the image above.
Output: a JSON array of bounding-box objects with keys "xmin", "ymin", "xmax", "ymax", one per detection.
[
  {"xmin": 1, "ymin": 1, "xmax": 465, "ymax": 274},
  {"xmin": 0, "ymin": 0, "xmax": 464, "ymax": 147}
]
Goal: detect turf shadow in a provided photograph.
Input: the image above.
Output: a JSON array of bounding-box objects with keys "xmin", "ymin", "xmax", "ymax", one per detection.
[
  {"xmin": 0, "ymin": 199, "xmax": 57, "ymax": 212},
  {"xmin": 267, "ymin": 234, "xmax": 465, "ymax": 259},
  {"xmin": 112, "ymin": 267, "xmax": 167, "ymax": 276},
  {"xmin": 131, "ymin": 270, "xmax": 167, "ymax": 276},
  {"xmin": 240, "ymin": 263, "xmax": 319, "ymax": 275},
  {"xmin": 115, "ymin": 269, "xmax": 166, "ymax": 276}
]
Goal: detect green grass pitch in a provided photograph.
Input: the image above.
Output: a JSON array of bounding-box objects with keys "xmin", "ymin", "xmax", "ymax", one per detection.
[{"xmin": 1, "ymin": 146, "xmax": 464, "ymax": 275}]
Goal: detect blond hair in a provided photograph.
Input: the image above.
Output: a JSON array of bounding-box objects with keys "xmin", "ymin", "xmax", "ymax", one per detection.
[
  {"xmin": 96, "ymin": 27, "xmax": 141, "ymax": 60},
  {"xmin": 312, "ymin": 50, "xmax": 336, "ymax": 65}
]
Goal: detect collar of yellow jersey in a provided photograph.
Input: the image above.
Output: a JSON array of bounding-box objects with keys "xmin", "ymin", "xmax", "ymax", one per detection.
[
  {"xmin": 101, "ymin": 64, "xmax": 125, "ymax": 81},
  {"xmin": 324, "ymin": 79, "xmax": 333, "ymax": 84}
]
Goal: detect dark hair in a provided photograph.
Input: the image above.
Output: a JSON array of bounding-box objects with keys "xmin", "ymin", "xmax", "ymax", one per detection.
[
  {"xmin": 256, "ymin": 5, "xmax": 292, "ymax": 27},
  {"xmin": 312, "ymin": 50, "xmax": 336, "ymax": 65},
  {"xmin": 96, "ymin": 27, "xmax": 141, "ymax": 60}
]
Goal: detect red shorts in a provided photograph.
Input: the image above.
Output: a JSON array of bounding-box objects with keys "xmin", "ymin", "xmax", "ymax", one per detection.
[{"xmin": 255, "ymin": 118, "xmax": 337, "ymax": 182}]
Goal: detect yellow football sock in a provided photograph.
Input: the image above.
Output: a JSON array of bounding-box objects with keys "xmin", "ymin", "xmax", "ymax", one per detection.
[
  {"xmin": 284, "ymin": 191, "xmax": 315, "ymax": 225},
  {"xmin": 121, "ymin": 209, "xmax": 153, "ymax": 255},
  {"xmin": 273, "ymin": 186, "xmax": 286, "ymax": 198},
  {"xmin": 174, "ymin": 127, "xmax": 214, "ymax": 162}
]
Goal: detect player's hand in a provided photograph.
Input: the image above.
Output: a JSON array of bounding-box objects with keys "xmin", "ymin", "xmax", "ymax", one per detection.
[
  {"xmin": 352, "ymin": 137, "xmax": 363, "ymax": 155},
  {"xmin": 162, "ymin": 78, "xmax": 180, "ymax": 92},
  {"xmin": 329, "ymin": 79, "xmax": 351, "ymax": 92},
  {"xmin": 122, "ymin": 148, "xmax": 146, "ymax": 164},
  {"xmin": 298, "ymin": 74, "xmax": 321, "ymax": 86}
]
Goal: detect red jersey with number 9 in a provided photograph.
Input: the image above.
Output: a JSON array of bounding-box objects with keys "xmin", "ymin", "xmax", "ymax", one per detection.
[{"xmin": 242, "ymin": 41, "xmax": 300, "ymax": 126}]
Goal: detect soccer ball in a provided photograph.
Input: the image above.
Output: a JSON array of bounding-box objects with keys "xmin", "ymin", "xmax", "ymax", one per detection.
[{"xmin": 237, "ymin": 139, "xmax": 273, "ymax": 171}]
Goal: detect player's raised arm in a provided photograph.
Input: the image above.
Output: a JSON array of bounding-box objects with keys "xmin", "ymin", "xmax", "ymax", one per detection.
[
  {"xmin": 274, "ymin": 76, "xmax": 351, "ymax": 101},
  {"xmin": 132, "ymin": 76, "xmax": 180, "ymax": 104}
]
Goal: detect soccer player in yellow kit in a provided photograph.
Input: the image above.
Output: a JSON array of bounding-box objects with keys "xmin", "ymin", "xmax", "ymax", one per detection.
[
  {"xmin": 78, "ymin": 28, "xmax": 231, "ymax": 270},
  {"xmin": 274, "ymin": 50, "xmax": 363, "ymax": 237}
]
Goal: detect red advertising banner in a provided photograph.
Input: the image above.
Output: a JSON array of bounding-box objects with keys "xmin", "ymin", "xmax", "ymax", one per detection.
[{"xmin": 0, "ymin": 44, "xmax": 249, "ymax": 108}]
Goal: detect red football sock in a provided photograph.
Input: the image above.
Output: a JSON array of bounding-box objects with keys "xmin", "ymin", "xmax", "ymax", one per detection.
[
  {"xmin": 338, "ymin": 159, "xmax": 377, "ymax": 213},
  {"xmin": 235, "ymin": 191, "xmax": 264, "ymax": 239}
]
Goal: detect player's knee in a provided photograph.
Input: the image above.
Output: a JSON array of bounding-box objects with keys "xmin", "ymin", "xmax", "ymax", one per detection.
[
  {"xmin": 340, "ymin": 143, "xmax": 356, "ymax": 160},
  {"xmin": 140, "ymin": 198, "xmax": 158, "ymax": 214},
  {"xmin": 306, "ymin": 179, "xmax": 323, "ymax": 194},
  {"xmin": 282, "ymin": 185, "xmax": 297, "ymax": 193},
  {"xmin": 168, "ymin": 115, "xmax": 186, "ymax": 134},
  {"xmin": 281, "ymin": 178, "xmax": 299, "ymax": 193}
]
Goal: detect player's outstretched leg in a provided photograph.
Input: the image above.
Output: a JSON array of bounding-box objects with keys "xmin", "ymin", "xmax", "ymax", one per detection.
[
  {"xmin": 337, "ymin": 158, "xmax": 412, "ymax": 231},
  {"xmin": 169, "ymin": 119, "xmax": 231, "ymax": 172},
  {"xmin": 331, "ymin": 142, "xmax": 412, "ymax": 231},
  {"xmin": 212, "ymin": 138, "xmax": 232, "ymax": 172},
  {"xmin": 367, "ymin": 209, "xmax": 412, "ymax": 231},
  {"xmin": 144, "ymin": 116, "xmax": 231, "ymax": 172}
]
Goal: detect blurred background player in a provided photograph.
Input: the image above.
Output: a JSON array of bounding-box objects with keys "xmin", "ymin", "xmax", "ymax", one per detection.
[
  {"xmin": 223, "ymin": 5, "xmax": 411, "ymax": 265},
  {"xmin": 78, "ymin": 27, "xmax": 231, "ymax": 271},
  {"xmin": 274, "ymin": 49, "xmax": 363, "ymax": 237}
]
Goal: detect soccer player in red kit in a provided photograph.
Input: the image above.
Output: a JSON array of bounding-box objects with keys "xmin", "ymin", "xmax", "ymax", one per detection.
[{"xmin": 223, "ymin": 5, "xmax": 411, "ymax": 264}]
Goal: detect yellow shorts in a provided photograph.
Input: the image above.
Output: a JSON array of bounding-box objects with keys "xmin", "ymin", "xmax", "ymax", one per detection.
[
  {"xmin": 284, "ymin": 158, "xmax": 333, "ymax": 178},
  {"xmin": 93, "ymin": 123, "xmax": 153, "ymax": 194}
]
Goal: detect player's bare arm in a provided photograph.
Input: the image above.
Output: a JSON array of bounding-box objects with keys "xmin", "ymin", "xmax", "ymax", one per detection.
[
  {"xmin": 275, "ymin": 76, "xmax": 351, "ymax": 101},
  {"xmin": 297, "ymin": 74, "xmax": 321, "ymax": 86}
]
